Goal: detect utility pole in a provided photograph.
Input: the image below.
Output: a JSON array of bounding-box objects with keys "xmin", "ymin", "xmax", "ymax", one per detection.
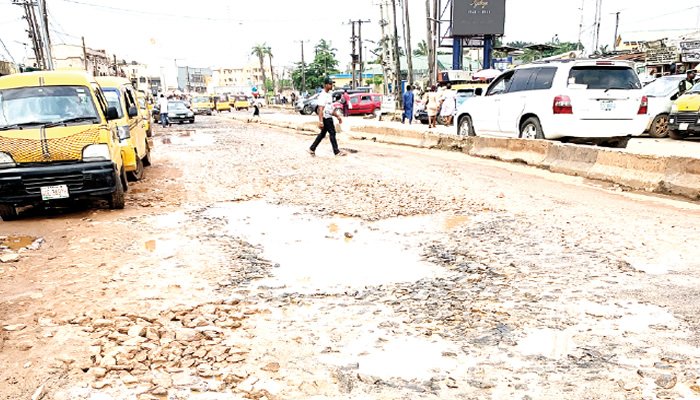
[
  {"xmin": 613, "ymin": 11, "xmax": 620, "ymax": 52},
  {"xmin": 357, "ymin": 19, "xmax": 370, "ymax": 87},
  {"xmin": 593, "ymin": 0, "xmax": 603, "ymax": 53},
  {"xmin": 350, "ymin": 21, "xmax": 357, "ymax": 89},
  {"xmin": 402, "ymin": 0, "xmax": 414, "ymax": 85},
  {"xmin": 432, "ymin": 0, "xmax": 438, "ymax": 83},
  {"xmin": 378, "ymin": 2, "xmax": 391, "ymax": 95},
  {"xmin": 15, "ymin": 0, "xmax": 45, "ymax": 69},
  {"xmin": 38, "ymin": 0, "xmax": 53, "ymax": 69},
  {"xmin": 577, "ymin": 0, "xmax": 585, "ymax": 51},
  {"xmin": 295, "ymin": 40, "xmax": 309, "ymax": 93},
  {"xmin": 425, "ymin": 0, "xmax": 433, "ymax": 85},
  {"xmin": 391, "ymin": 0, "xmax": 403, "ymax": 106},
  {"xmin": 82, "ymin": 36, "xmax": 88, "ymax": 71}
]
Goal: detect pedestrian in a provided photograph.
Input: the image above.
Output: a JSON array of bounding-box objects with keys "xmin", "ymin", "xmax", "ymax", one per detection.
[
  {"xmin": 341, "ymin": 89, "xmax": 350, "ymax": 117},
  {"xmin": 158, "ymin": 94, "xmax": 170, "ymax": 128},
  {"xmin": 252, "ymin": 100, "xmax": 260, "ymax": 117},
  {"xmin": 213, "ymin": 96, "xmax": 218, "ymax": 114},
  {"xmin": 308, "ymin": 77, "xmax": 346, "ymax": 157},
  {"xmin": 402, "ymin": 85, "xmax": 414, "ymax": 124},
  {"xmin": 423, "ymin": 85, "xmax": 440, "ymax": 128},
  {"xmin": 679, "ymin": 69, "xmax": 697, "ymax": 96},
  {"xmin": 439, "ymin": 83, "xmax": 456, "ymax": 126}
]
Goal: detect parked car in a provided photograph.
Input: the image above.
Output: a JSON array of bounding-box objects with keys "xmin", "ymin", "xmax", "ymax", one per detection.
[
  {"xmin": 295, "ymin": 94, "xmax": 319, "ymax": 115},
  {"xmin": 455, "ymin": 60, "xmax": 648, "ymax": 146},
  {"xmin": 0, "ymin": 71, "xmax": 127, "ymax": 219},
  {"xmin": 333, "ymin": 93, "xmax": 383, "ymax": 117},
  {"xmin": 642, "ymin": 74, "xmax": 685, "ymax": 138},
  {"xmin": 231, "ymin": 95, "xmax": 250, "ymax": 111},
  {"xmin": 168, "ymin": 101, "xmax": 195, "ymax": 124},
  {"xmin": 97, "ymin": 76, "xmax": 152, "ymax": 182},
  {"xmin": 668, "ymin": 81, "xmax": 700, "ymax": 140}
]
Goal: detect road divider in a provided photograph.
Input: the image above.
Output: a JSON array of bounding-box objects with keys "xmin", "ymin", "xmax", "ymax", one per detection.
[{"xmin": 229, "ymin": 114, "xmax": 700, "ymax": 200}]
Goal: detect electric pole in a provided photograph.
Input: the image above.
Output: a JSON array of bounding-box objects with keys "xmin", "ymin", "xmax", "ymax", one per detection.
[
  {"xmin": 432, "ymin": 0, "xmax": 438, "ymax": 84},
  {"xmin": 82, "ymin": 36, "xmax": 88, "ymax": 71},
  {"xmin": 350, "ymin": 21, "xmax": 357, "ymax": 89},
  {"xmin": 402, "ymin": 0, "xmax": 414, "ymax": 85},
  {"xmin": 577, "ymin": 0, "xmax": 585, "ymax": 51},
  {"xmin": 38, "ymin": 0, "xmax": 53, "ymax": 69},
  {"xmin": 14, "ymin": 0, "xmax": 45, "ymax": 69},
  {"xmin": 425, "ymin": 0, "xmax": 433, "ymax": 85},
  {"xmin": 357, "ymin": 19, "xmax": 370, "ymax": 87},
  {"xmin": 593, "ymin": 0, "xmax": 603, "ymax": 53},
  {"xmin": 378, "ymin": 1, "xmax": 391, "ymax": 95},
  {"xmin": 391, "ymin": 0, "xmax": 403, "ymax": 106},
  {"xmin": 613, "ymin": 11, "xmax": 620, "ymax": 52},
  {"xmin": 295, "ymin": 40, "xmax": 309, "ymax": 93}
]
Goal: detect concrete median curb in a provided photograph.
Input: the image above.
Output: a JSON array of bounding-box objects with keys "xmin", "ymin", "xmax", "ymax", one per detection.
[{"xmin": 231, "ymin": 115, "xmax": 700, "ymax": 200}]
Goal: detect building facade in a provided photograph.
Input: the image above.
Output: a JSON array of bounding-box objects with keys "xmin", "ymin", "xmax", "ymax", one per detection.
[{"xmin": 177, "ymin": 66, "xmax": 212, "ymax": 93}]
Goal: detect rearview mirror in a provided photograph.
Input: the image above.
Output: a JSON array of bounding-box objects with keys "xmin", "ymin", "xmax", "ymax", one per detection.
[
  {"xmin": 106, "ymin": 106, "xmax": 119, "ymax": 121},
  {"xmin": 475, "ymin": 88, "xmax": 484, "ymax": 96},
  {"xmin": 127, "ymin": 106, "xmax": 139, "ymax": 118}
]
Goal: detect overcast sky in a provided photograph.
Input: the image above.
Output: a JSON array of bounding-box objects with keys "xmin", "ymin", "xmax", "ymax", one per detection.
[{"xmin": 1, "ymin": 0, "xmax": 699, "ymax": 73}]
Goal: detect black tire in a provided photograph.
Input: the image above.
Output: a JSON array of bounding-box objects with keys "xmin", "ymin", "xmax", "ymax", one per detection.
[
  {"xmin": 0, "ymin": 204, "xmax": 18, "ymax": 221},
  {"xmin": 142, "ymin": 142, "xmax": 152, "ymax": 167},
  {"xmin": 146, "ymin": 126, "xmax": 152, "ymax": 138},
  {"xmin": 520, "ymin": 117, "xmax": 545, "ymax": 139},
  {"xmin": 649, "ymin": 114, "xmax": 670, "ymax": 138},
  {"xmin": 303, "ymin": 105, "xmax": 313, "ymax": 115},
  {"xmin": 669, "ymin": 129, "xmax": 688, "ymax": 140},
  {"xmin": 108, "ymin": 170, "xmax": 125, "ymax": 210},
  {"xmin": 458, "ymin": 115, "xmax": 476, "ymax": 136},
  {"xmin": 127, "ymin": 154, "xmax": 145, "ymax": 181},
  {"xmin": 189, "ymin": 118, "xmax": 195, "ymax": 124},
  {"xmin": 437, "ymin": 115, "xmax": 447, "ymax": 125}
]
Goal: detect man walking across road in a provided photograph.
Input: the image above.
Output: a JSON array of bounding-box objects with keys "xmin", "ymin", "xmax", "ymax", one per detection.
[
  {"xmin": 308, "ymin": 77, "xmax": 345, "ymax": 156},
  {"xmin": 158, "ymin": 94, "xmax": 170, "ymax": 128},
  {"xmin": 402, "ymin": 85, "xmax": 414, "ymax": 124},
  {"xmin": 679, "ymin": 69, "xmax": 697, "ymax": 96}
]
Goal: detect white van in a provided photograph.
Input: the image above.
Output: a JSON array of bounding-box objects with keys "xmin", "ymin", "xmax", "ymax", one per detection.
[{"xmin": 455, "ymin": 60, "xmax": 648, "ymax": 145}]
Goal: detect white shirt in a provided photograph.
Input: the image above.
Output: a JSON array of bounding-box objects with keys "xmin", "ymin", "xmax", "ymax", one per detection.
[
  {"xmin": 316, "ymin": 90, "xmax": 334, "ymax": 119},
  {"xmin": 159, "ymin": 98, "xmax": 169, "ymax": 113}
]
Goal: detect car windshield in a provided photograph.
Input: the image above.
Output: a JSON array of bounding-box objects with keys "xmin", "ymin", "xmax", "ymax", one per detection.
[
  {"xmin": 0, "ymin": 85, "xmax": 100, "ymax": 128},
  {"xmin": 102, "ymin": 89, "xmax": 124, "ymax": 118},
  {"xmin": 169, "ymin": 101, "xmax": 188, "ymax": 111},
  {"xmin": 568, "ymin": 66, "xmax": 642, "ymax": 90},
  {"xmin": 644, "ymin": 76, "xmax": 683, "ymax": 97},
  {"xmin": 193, "ymin": 97, "xmax": 209, "ymax": 103},
  {"xmin": 687, "ymin": 82, "xmax": 700, "ymax": 94}
]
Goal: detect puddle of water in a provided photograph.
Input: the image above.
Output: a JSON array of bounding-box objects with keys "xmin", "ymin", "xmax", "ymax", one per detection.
[
  {"xmin": 517, "ymin": 328, "xmax": 576, "ymax": 359},
  {"xmin": 161, "ymin": 133, "xmax": 213, "ymax": 147},
  {"xmin": 142, "ymin": 238, "xmax": 179, "ymax": 259},
  {"xmin": 206, "ymin": 201, "xmax": 445, "ymax": 293},
  {"xmin": 149, "ymin": 212, "xmax": 188, "ymax": 230},
  {"xmin": 0, "ymin": 235, "xmax": 37, "ymax": 251}
]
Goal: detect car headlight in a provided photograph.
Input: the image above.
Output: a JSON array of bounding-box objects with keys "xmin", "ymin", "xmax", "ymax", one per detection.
[
  {"xmin": 117, "ymin": 125, "xmax": 131, "ymax": 140},
  {"xmin": 671, "ymin": 103, "xmax": 679, "ymax": 113},
  {"xmin": 0, "ymin": 152, "xmax": 16, "ymax": 169},
  {"xmin": 82, "ymin": 144, "xmax": 110, "ymax": 162}
]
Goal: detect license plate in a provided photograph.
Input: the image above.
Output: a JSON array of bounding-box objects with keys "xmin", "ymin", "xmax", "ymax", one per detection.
[
  {"xmin": 600, "ymin": 100, "xmax": 615, "ymax": 111},
  {"xmin": 680, "ymin": 123, "xmax": 689, "ymax": 130},
  {"xmin": 40, "ymin": 185, "xmax": 69, "ymax": 200}
]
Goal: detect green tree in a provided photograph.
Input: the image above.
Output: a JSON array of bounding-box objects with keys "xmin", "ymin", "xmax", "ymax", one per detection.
[
  {"xmin": 251, "ymin": 43, "xmax": 268, "ymax": 90},
  {"xmin": 413, "ymin": 40, "xmax": 428, "ymax": 56},
  {"xmin": 265, "ymin": 46, "xmax": 276, "ymax": 93},
  {"xmin": 292, "ymin": 39, "xmax": 340, "ymax": 91}
]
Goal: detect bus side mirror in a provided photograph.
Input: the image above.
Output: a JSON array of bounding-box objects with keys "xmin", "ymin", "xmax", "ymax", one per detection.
[
  {"xmin": 106, "ymin": 106, "xmax": 119, "ymax": 121},
  {"xmin": 475, "ymin": 88, "xmax": 484, "ymax": 96}
]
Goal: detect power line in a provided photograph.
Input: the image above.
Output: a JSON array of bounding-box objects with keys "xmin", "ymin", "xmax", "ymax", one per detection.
[{"xmin": 0, "ymin": 37, "xmax": 16, "ymax": 63}]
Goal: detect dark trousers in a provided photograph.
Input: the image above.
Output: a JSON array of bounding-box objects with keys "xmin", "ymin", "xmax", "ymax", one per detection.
[
  {"xmin": 343, "ymin": 104, "xmax": 349, "ymax": 117},
  {"xmin": 310, "ymin": 118, "xmax": 340, "ymax": 154}
]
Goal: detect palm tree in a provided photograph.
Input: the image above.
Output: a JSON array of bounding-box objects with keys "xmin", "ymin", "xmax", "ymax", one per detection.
[
  {"xmin": 413, "ymin": 40, "xmax": 428, "ymax": 56},
  {"xmin": 265, "ymin": 46, "xmax": 276, "ymax": 93},
  {"xmin": 251, "ymin": 44, "xmax": 268, "ymax": 90}
]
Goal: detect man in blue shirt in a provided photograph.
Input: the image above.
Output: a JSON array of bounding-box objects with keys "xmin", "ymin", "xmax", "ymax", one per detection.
[{"xmin": 402, "ymin": 85, "xmax": 414, "ymax": 124}]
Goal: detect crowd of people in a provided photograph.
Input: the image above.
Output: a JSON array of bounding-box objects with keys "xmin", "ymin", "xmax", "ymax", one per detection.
[{"xmin": 402, "ymin": 83, "xmax": 459, "ymax": 128}]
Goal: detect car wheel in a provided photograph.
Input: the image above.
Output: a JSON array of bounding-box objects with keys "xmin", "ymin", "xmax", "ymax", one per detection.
[
  {"xmin": 649, "ymin": 114, "xmax": 670, "ymax": 138},
  {"xmin": 127, "ymin": 153, "xmax": 145, "ymax": 181},
  {"xmin": 458, "ymin": 115, "xmax": 476, "ymax": 136},
  {"xmin": 108, "ymin": 170, "xmax": 126, "ymax": 210},
  {"xmin": 669, "ymin": 129, "xmax": 688, "ymax": 140},
  {"xmin": 520, "ymin": 117, "xmax": 545, "ymax": 139},
  {"xmin": 303, "ymin": 105, "xmax": 313, "ymax": 115},
  {"xmin": 437, "ymin": 115, "xmax": 447, "ymax": 125},
  {"xmin": 0, "ymin": 204, "xmax": 18, "ymax": 221},
  {"xmin": 142, "ymin": 142, "xmax": 152, "ymax": 167},
  {"xmin": 190, "ymin": 118, "xmax": 195, "ymax": 123}
]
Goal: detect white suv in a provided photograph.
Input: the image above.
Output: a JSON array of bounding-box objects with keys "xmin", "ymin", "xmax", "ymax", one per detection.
[{"xmin": 455, "ymin": 60, "xmax": 648, "ymax": 144}]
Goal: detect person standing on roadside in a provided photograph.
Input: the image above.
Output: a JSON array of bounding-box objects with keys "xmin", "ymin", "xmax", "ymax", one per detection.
[
  {"xmin": 341, "ymin": 89, "xmax": 351, "ymax": 117},
  {"xmin": 423, "ymin": 85, "xmax": 440, "ymax": 128},
  {"xmin": 158, "ymin": 94, "xmax": 170, "ymax": 128},
  {"xmin": 679, "ymin": 69, "xmax": 697, "ymax": 96},
  {"xmin": 308, "ymin": 77, "xmax": 346, "ymax": 157},
  {"xmin": 439, "ymin": 83, "xmax": 456, "ymax": 126},
  {"xmin": 402, "ymin": 85, "xmax": 414, "ymax": 124}
]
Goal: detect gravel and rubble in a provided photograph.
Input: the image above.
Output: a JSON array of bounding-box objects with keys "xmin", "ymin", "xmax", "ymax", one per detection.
[{"xmin": 2, "ymin": 116, "xmax": 700, "ymax": 399}]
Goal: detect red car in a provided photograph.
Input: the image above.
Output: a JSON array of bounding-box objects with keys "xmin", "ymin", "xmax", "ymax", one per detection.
[{"xmin": 333, "ymin": 93, "xmax": 383, "ymax": 116}]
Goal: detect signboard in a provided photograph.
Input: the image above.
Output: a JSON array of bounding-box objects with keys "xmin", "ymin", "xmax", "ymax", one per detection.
[
  {"xmin": 452, "ymin": 0, "xmax": 506, "ymax": 36},
  {"xmin": 680, "ymin": 40, "xmax": 700, "ymax": 63}
]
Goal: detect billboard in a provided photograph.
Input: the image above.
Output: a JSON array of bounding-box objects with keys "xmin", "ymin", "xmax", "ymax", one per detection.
[{"xmin": 452, "ymin": 0, "xmax": 506, "ymax": 36}]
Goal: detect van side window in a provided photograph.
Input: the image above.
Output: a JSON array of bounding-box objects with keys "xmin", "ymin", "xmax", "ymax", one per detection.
[
  {"xmin": 530, "ymin": 67, "xmax": 557, "ymax": 90},
  {"xmin": 124, "ymin": 88, "xmax": 137, "ymax": 113},
  {"xmin": 92, "ymin": 84, "xmax": 108, "ymax": 115},
  {"xmin": 508, "ymin": 69, "xmax": 537, "ymax": 93},
  {"xmin": 361, "ymin": 95, "xmax": 371, "ymax": 102}
]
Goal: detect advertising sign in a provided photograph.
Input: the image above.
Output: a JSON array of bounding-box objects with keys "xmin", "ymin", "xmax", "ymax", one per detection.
[
  {"xmin": 452, "ymin": 0, "xmax": 506, "ymax": 36},
  {"xmin": 680, "ymin": 40, "xmax": 700, "ymax": 63}
]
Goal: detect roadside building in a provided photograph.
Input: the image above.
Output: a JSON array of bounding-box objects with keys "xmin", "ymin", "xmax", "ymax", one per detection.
[
  {"xmin": 177, "ymin": 66, "xmax": 212, "ymax": 93},
  {"xmin": 29, "ymin": 44, "xmax": 113, "ymax": 76},
  {"xmin": 0, "ymin": 60, "xmax": 17, "ymax": 77}
]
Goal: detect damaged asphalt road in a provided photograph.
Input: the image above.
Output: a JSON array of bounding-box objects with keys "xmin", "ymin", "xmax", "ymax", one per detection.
[{"xmin": 1, "ymin": 115, "xmax": 700, "ymax": 400}]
